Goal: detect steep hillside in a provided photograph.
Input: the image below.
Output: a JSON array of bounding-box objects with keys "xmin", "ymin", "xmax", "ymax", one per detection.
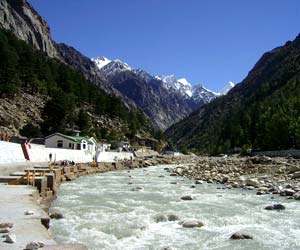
[
  {"xmin": 0, "ymin": 28, "xmax": 153, "ymax": 141},
  {"xmin": 166, "ymin": 34, "xmax": 300, "ymax": 154}
]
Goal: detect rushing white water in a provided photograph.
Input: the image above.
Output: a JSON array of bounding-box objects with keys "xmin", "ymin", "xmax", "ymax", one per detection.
[{"xmin": 51, "ymin": 165, "xmax": 300, "ymax": 250}]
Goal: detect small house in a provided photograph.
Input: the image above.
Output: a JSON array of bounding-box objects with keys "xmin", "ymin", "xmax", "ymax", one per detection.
[
  {"xmin": 45, "ymin": 132, "xmax": 96, "ymax": 152},
  {"xmin": 118, "ymin": 141, "xmax": 130, "ymax": 151},
  {"xmin": 97, "ymin": 141, "xmax": 111, "ymax": 152},
  {"xmin": 163, "ymin": 150, "xmax": 181, "ymax": 156}
]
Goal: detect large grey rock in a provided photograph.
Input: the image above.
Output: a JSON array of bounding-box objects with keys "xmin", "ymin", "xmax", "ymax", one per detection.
[
  {"xmin": 167, "ymin": 214, "xmax": 179, "ymax": 221},
  {"xmin": 245, "ymin": 178, "xmax": 260, "ymax": 188},
  {"xmin": 154, "ymin": 214, "xmax": 167, "ymax": 223},
  {"xmin": 180, "ymin": 195, "xmax": 193, "ymax": 201},
  {"xmin": 0, "ymin": 227, "xmax": 10, "ymax": 233},
  {"xmin": 26, "ymin": 241, "xmax": 45, "ymax": 250},
  {"xmin": 283, "ymin": 189, "xmax": 296, "ymax": 196},
  {"xmin": 4, "ymin": 233, "xmax": 16, "ymax": 243},
  {"xmin": 230, "ymin": 232, "xmax": 253, "ymax": 240},
  {"xmin": 0, "ymin": 222, "xmax": 13, "ymax": 228},
  {"xmin": 50, "ymin": 210, "xmax": 63, "ymax": 220},
  {"xmin": 293, "ymin": 191, "xmax": 300, "ymax": 200},
  {"xmin": 292, "ymin": 171, "xmax": 300, "ymax": 179},
  {"xmin": 264, "ymin": 204, "xmax": 286, "ymax": 210},
  {"xmin": 182, "ymin": 221, "xmax": 204, "ymax": 228}
]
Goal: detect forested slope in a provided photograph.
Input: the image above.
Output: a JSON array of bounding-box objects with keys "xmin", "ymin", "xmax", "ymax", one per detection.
[{"xmin": 166, "ymin": 34, "xmax": 300, "ymax": 154}]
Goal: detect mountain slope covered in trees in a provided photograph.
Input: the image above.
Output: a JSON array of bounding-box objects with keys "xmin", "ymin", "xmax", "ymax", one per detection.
[
  {"xmin": 0, "ymin": 28, "xmax": 153, "ymax": 140},
  {"xmin": 166, "ymin": 34, "xmax": 300, "ymax": 154}
]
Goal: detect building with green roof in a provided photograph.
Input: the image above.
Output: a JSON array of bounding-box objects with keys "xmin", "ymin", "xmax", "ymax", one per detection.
[{"xmin": 45, "ymin": 132, "xmax": 97, "ymax": 152}]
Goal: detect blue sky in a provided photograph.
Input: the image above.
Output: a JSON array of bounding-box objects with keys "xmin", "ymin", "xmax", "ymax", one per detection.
[{"xmin": 29, "ymin": 0, "xmax": 300, "ymax": 92}]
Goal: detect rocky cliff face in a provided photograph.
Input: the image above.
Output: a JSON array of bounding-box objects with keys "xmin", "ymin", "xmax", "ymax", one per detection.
[
  {"xmin": 0, "ymin": 0, "xmax": 58, "ymax": 58},
  {"xmin": 107, "ymin": 69, "xmax": 193, "ymax": 130}
]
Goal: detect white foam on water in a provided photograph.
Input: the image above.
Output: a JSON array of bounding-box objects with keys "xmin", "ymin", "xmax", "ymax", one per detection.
[{"xmin": 51, "ymin": 165, "xmax": 300, "ymax": 250}]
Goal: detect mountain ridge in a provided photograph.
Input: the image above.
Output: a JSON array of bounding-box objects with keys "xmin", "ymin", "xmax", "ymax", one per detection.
[{"xmin": 166, "ymin": 33, "xmax": 300, "ymax": 154}]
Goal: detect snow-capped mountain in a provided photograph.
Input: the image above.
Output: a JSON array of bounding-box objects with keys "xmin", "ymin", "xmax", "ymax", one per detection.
[
  {"xmin": 92, "ymin": 58, "xmax": 132, "ymax": 80},
  {"xmin": 156, "ymin": 75, "xmax": 219, "ymax": 104},
  {"xmin": 91, "ymin": 56, "xmax": 233, "ymax": 129},
  {"xmin": 156, "ymin": 75, "xmax": 193, "ymax": 97},
  {"xmin": 92, "ymin": 56, "xmax": 112, "ymax": 69}
]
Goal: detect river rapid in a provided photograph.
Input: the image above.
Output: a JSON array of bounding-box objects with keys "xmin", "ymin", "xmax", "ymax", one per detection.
[{"xmin": 51, "ymin": 165, "xmax": 300, "ymax": 250}]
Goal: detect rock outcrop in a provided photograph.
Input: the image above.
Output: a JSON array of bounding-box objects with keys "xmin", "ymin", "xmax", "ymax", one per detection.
[{"xmin": 0, "ymin": 0, "xmax": 58, "ymax": 58}]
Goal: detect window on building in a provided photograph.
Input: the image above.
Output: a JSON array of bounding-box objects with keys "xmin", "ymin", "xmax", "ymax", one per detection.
[
  {"xmin": 77, "ymin": 144, "xmax": 81, "ymax": 150},
  {"xmin": 83, "ymin": 143, "xmax": 86, "ymax": 149},
  {"xmin": 69, "ymin": 143, "xmax": 73, "ymax": 149},
  {"xmin": 57, "ymin": 140, "xmax": 63, "ymax": 148}
]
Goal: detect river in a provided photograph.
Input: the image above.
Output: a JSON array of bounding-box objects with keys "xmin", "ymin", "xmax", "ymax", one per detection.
[{"xmin": 51, "ymin": 164, "xmax": 300, "ymax": 250}]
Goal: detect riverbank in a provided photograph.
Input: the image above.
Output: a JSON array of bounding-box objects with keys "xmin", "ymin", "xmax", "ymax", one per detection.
[
  {"xmin": 171, "ymin": 155, "xmax": 300, "ymax": 199},
  {"xmin": 0, "ymin": 155, "xmax": 192, "ymax": 249}
]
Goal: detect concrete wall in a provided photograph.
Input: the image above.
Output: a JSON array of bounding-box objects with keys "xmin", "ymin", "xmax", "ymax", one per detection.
[
  {"xmin": 25, "ymin": 144, "xmax": 94, "ymax": 163},
  {"xmin": 0, "ymin": 141, "xmax": 26, "ymax": 164},
  {"xmin": 96, "ymin": 151, "xmax": 134, "ymax": 162}
]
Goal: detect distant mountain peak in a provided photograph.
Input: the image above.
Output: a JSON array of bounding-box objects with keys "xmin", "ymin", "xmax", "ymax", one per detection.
[
  {"xmin": 91, "ymin": 56, "xmax": 111, "ymax": 69},
  {"xmin": 177, "ymin": 78, "xmax": 192, "ymax": 87}
]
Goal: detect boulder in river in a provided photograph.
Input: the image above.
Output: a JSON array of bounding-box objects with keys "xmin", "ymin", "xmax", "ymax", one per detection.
[
  {"xmin": 245, "ymin": 178, "xmax": 260, "ymax": 188},
  {"xmin": 230, "ymin": 232, "xmax": 253, "ymax": 240},
  {"xmin": 0, "ymin": 227, "xmax": 9, "ymax": 233},
  {"xmin": 0, "ymin": 223, "xmax": 13, "ymax": 228},
  {"xmin": 182, "ymin": 221, "xmax": 204, "ymax": 228},
  {"xmin": 50, "ymin": 210, "xmax": 64, "ymax": 220},
  {"xmin": 180, "ymin": 195, "xmax": 193, "ymax": 201},
  {"xmin": 283, "ymin": 189, "xmax": 296, "ymax": 196},
  {"xmin": 293, "ymin": 191, "xmax": 300, "ymax": 200},
  {"xmin": 167, "ymin": 214, "xmax": 179, "ymax": 221},
  {"xmin": 24, "ymin": 211, "xmax": 34, "ymax": 215},
  {"xmin": 4, "ymin": 234, "xmax": 16, "ymax": 243},
  {"xmin": 264, "ymin": 204, "xmax": 286, "ymax": 210},
  {"xmin": 154, "ymin": 214, "xmax": 167, "ymax": 223},
  {"xmin": 25, "ymin": 241, "xmax": 45, "ymax": 249}
]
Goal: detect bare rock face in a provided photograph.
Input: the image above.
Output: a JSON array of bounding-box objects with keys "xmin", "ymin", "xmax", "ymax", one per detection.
[{"xmin": 0, "ymin": 0, "xmax": 58, "ymax": 58}]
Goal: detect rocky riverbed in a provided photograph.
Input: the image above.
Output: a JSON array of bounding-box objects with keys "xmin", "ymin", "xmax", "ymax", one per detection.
[{"xmin": 171, "ymin": 155, "xmax": 300, "ymax": 200}]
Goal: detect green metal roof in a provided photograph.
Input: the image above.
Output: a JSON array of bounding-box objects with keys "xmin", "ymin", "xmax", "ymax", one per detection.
[{"xmin": 46, "ymin": 133, "xmax": 95, "ymax": 145}]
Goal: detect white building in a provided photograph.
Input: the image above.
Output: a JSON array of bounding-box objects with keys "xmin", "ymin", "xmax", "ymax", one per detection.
[
  {"xmin": 163, "ymin": 150, "xmax": 181, "ymax": 156},
  {"xmin": 45, "ymin": 133, "xmax": 97, "ymax": 152},
  {"xmin": 117, "ymin": 141, "xmax": 130, "ymax": 151},
  {"xmin": 97, "ymin": 141, "xmax": 111, "ymax": 152}
]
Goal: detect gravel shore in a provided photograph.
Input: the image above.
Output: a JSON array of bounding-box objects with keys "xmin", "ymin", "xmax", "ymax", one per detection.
[{"xmin": 171, "ymin": 155, "xmax": 300, "ymax": 199}]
